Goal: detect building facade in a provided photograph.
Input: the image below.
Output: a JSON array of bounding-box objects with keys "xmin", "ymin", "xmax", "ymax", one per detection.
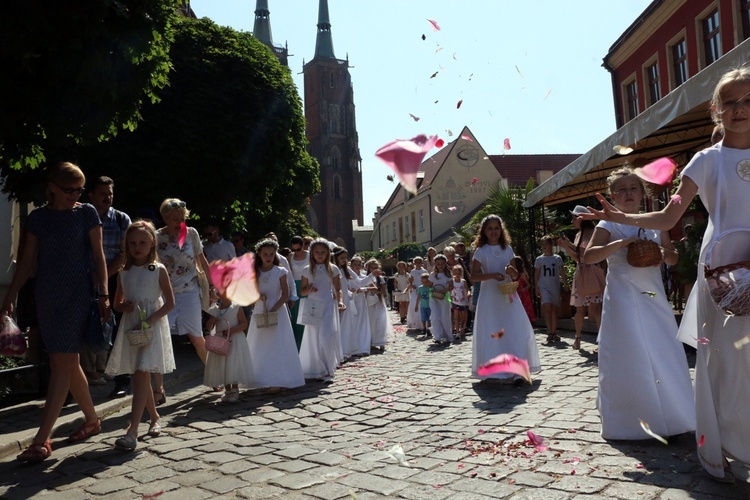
[
  {"xmin": 371, "ymin": 127, "xmax": 575, "ymax": 252},
  {"xmin": 302, "ymin": 0, "xmax": 363, "ymax": 250},
  {"xmin": 605, "ymin": 0, "xmax": 750, "ymax": 128}
]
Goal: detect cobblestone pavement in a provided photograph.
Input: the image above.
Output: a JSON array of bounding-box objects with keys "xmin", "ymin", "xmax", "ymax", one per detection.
[{"xmin": 1, "ymin": 312, "xmax": 748, "ymax": 499}]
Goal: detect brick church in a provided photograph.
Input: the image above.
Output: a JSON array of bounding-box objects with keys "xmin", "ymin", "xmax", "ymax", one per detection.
[{"xmin": 253, "ymin": 0, "xmax": 363, "ymax": 250}]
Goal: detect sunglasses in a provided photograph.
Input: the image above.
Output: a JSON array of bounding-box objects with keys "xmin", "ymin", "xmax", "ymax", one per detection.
[
  {"xmin": 55, "ymin": 184, "xmax": 85, "ymax": 195},
  {"xmin": 167, "ymin": 200, "xmax": 186, "ymax": 209}
]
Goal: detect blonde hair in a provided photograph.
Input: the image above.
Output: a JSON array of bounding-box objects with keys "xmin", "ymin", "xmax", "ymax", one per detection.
[
  {"xmin": 47, "ymin": 162, "xmax": 85, "ymax": 204},
  {"xmin": 606, "ymin": 165, "xmax": 646, "ymax": 196},
  {"xmin": 123, "ymin": 220, "xmax": 159, "ymax": 270},
  {"xmin": 309, "ymin": 239, "xmax": 334, "ymax": 280},
  {"xmin": 711, "ymin": 66, "xmax": 750, "ymax": 125},
  {"xmin": 159, "ymin": 198, "xmax": 190, "ymax": 219}
]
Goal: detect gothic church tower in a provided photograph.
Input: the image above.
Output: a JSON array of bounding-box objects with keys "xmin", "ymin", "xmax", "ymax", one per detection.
[
  {"xmin": 303, "ymin": 0, "xmax": 363, "ymax": 250},
  {"xmin": 252, "ymin": 0, "xmax": 288, "ymax": 66}
]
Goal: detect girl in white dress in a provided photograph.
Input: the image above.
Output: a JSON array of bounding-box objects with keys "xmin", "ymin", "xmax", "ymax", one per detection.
[
  {"xmin": 471, "ymin": 215, "xmax": 541, "ymax": 385},
  {"xmin": 365, "ymin": 259, "xmax": 392, "ymax": 350},
  {"xmin": 203, "ymin": 291, "xmax": 251, "ymax": 403},
  {"xmin": 247, "ymin": 239, "xmax": 305, "ymax": 391},
  {"xmin": 584, "ymin": 167, "xmax": 695, "ymax": 443},
  {"xmin": 106, "ymin": 221, "xmax": 175, "ymax": 451},
  {"xmin": 333, "ymin": 247, "xmax": 356, "ymax": 360},
  {"xmin": 393, "ymin": 261, "xmax": 411, "ymax": 323},
  {"xmin": 428, "ymin": 255, "xmax": 454, "ymax": 345},
  {"xmin": 586, "ymin": 70, "xmax": 750, "ymax": 482},
  {"xmin": 299, "ymin": 239, "xmax": 345, "ymax": 382},
  {"xmin": 406, "ymin": 257, "xmax": 427, "ymax": 330},
  {"xmin": 348, "ymin": 255, "xmax": 373, "ymax": 356}
]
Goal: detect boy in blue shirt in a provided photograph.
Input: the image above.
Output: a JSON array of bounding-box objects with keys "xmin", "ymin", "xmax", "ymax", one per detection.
[{"xmin": 414, "ymin": 273, "xmax": 432, "ymax": 336}]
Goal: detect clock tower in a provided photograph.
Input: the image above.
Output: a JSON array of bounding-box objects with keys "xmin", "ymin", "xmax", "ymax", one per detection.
[{"xmin": 303, "ymin": 0, "xmax": 363, "ymax": 250}]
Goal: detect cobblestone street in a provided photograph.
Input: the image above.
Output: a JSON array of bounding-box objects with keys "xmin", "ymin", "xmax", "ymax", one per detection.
[{"xmin": 1, "ymin": 312, "xmax": 748, "ymax": 499}]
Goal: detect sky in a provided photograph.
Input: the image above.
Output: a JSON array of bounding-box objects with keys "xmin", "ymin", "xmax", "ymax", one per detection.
[{"xmin": 189, "ymin": 0, "xmax": 654, "ymax": 223}]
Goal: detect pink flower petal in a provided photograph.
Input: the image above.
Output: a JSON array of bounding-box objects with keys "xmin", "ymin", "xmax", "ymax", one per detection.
[
  {"xmin": 544, "ymin": 88, "xmax": 553, "ymax": 100},
  {"xmin": 409, "ymin": 113, "xmax": 421, "ymax": 122},
  {"xmin": 515, "ymin": 65, "xmax": 524, "ymax": 78},
  {"xmin": 490, "ymin": 329, "xmax": 505, "ymax": 339},
  {"xmin": 434, "ymin": 205, "xmax": 443, "ymax": 214},
  {"xmin": 434, "ymin": 47, "xmax": 443, "ymax": 55},
  {"xmin": 639, "ymin": 419, "xmax": 669, "ymax": 445},
  {"xmin": 696, "ymin": 337, "xmax": 710, "ymax": 345},
  {"xmin": 670, "ymin": 194, "xmax": 682, "ymax": 204},
  {"xmin": 435, "ymin": 138, "xmax": 445, "ymax": 148},
  {"xmin": 448, "ymin": 206, "xmax": 457, "ymax": 212},
  {"xmin": 471, "ymin": 177, "xmax": 478, "ymax": 185},
  {"xmin": 503, "ymin": 138, "xmax": 511, "ymax": 150},
  {"xmin": 478, "ymin": 354, "xmax": 531, "ymax": 382},
  {"xmin": 375, "ymin": 134, "xmax": 439, "ymax": 195},
  {"xmin": 634, "ymin": 157, "xmax": 678, "ymax": 186},
  {"xmin": 427, "ymin": 19, "xmax": 440, "ymax": 31},
  {"xmin": 698, "ymin": 435, "xmax": 705, "ymax": 447},
  {"xmin": 613, "ymin": 145, "xmax": 634, "ymax": 155},
  {"xmin": 456, "ymin": 99, "xmax": 463, "ymax": 109},
  {"xmin": 430, "ymin": 71, "xmax": 438, "ymax": 79},
  {"xmin": 461, "ymin": 134, "xmax": 473, "ymax": 142},
  {"xmin": 178, "ymin": 222, "xmax": 188, "ymax": 249},
  {"xmin": 526, "ymin": 430, "xmax": 549, "ymax": 452},
  {"xmin": 208, "ymin": 253, "xmax": 261, "ymax": 306}
]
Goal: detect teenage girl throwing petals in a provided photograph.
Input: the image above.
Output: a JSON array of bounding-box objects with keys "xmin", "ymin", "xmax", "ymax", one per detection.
[{"xmin": 582, "ymin": 68, "xmax": 750, "ymax": 482}]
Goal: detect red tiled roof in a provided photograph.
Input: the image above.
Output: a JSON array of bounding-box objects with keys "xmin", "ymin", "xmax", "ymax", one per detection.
[{"xmin": 488, "ymin": 154, "xmax": 580, "ymax": 186}]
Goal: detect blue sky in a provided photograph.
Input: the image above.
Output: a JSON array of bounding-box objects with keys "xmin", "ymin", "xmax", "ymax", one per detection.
[{"xmin": 190, "ymin": 0, "xmax": 653, "ymax": 222}]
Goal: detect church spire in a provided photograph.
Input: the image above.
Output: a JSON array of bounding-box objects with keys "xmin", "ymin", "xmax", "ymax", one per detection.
[
  {"xmin": 253, "ymin": 0, "xmax": 273, "ymax": 46},
  {"xmin": 314, "ymin": 0, "xmax": 336, "ymax": 59}
]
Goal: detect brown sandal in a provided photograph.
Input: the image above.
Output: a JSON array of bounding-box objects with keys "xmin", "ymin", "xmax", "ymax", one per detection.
[
  {"xmin": 17, "ymin": 440, "xmax": 52, "ymax": 462},
  {"xmin": 573, "ymin": 336, "xmax": 581, "ymax": 350},
  {"xmin": 68, "ymin": 418, "xmax": 101, "ymax": 443}
]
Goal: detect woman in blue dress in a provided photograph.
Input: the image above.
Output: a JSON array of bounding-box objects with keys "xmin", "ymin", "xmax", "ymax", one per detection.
[{"xmin": 2, "ymin": 162, "xmax": 110, "ymax": 462}]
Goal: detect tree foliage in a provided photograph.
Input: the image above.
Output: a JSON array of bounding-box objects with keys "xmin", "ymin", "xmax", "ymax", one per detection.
[
  {"xmin": 0, "ymin": 0, "xmax": 177, "ymax": 186},
  {"xmin": 6, "ymin": 18, "xmax": 320, "ymax": 244}
]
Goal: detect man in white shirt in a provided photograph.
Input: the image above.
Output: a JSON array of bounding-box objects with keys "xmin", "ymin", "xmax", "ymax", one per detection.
[{"xmin": 203, "ymin": 222, "xmax": 236, "ymax": 262}]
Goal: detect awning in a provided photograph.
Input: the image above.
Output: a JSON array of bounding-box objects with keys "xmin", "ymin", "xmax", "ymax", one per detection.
[{"xmin": 523, "ymin": 38, "xmax": 750, "ymax": 208}]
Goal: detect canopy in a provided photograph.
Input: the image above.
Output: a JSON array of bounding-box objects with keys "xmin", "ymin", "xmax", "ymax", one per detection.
[{"xmin": 523, "ymin": 38, "xmax": 750, "ymax": 208}]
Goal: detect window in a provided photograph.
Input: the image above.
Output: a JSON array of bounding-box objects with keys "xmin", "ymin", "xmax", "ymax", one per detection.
[
  {"xmin": 330, "ymin": 72, "xmax": 336, "ymax": 88},
  {"xmin": 392, "ymin": 222, "xmax": 396, "ymax": 240},
  {"xmin": 333, "ymin": 175, "xmax": 342, "ymax": 199},
  {"xmin": 418, "ymin": 209, "xmax": 424, "ymax": 232},
  {"xmin": 742, "ymin": 0, "xmax": 750, "ymax": 40},
  {"xmin": 671, "ymin": 38, "xmax": 688, "ymax": 87},
  {"xmin": 404, "ymin": 215, "xmax": 410, "ymax": 236},
  {"xmin": 702, "ymin": 9, "xmax": 721, "ymax": 66},
  {"xmin": 646, "ymin": 62, "xmax": 660, "ymax": 105},
  {"xmin": 625, "ymin": 80, "xmax": 638, "ymax": 121}
]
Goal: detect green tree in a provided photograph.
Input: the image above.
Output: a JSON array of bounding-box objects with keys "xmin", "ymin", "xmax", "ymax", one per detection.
[
  {"xmin": 0, "ymin": 0, "xmax": 177, "ymax": 195},
  {"xmin": 78, "ymin": 18, "xmax": 319, "ymax": 242}
]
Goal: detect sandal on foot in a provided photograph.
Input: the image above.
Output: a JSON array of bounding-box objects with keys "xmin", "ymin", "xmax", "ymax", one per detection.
[
  {"xmin": 17, "ymin": 440, "xmax": 52, "ymax": 462},
  {"xmin": 573, "ymin": 337, "xmax": 581, "ymax": 350},
  {"xmin": 546, "ymin": 334, "xmax": 555, "ymax": 344},
  {"xmin": 68, "ymin": 418, "xmax": 101, "ymax": 443},
  {"xmin": 114, "ymin": 434, "xmax": 137, "ymax": 451},
  {"xmin": 153, "ymin": 390, "xmax": 166, "ymax": 407},
  {"xmin": 147, "ymin": 421, "xmax": 162, "ymax": 437}
]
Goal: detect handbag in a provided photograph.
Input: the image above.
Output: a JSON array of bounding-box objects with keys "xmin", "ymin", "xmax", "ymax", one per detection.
[
  {"xmin": 254, "ymin": 301, "xmax": 279, "ymax": 329},
  {"xmin": 299, "ymin": 298, "xmax": 325, "ymax": 327},
  {"xmin": 627, "ymin": 228, "xmax": 662, "ymax": 267},
  {"xmin": 431, "ymin": 284, "xmax": 446, "ymax": 300},
  {"xmin": 0, "ymin": 314, "xmax": 27, "ymax": 358},
  {"xmin": 126, "ymin": 306, "xmax": 152, "ymax": 347},
  {"xmin": 205, "ymin": 318, "xmax": 231, "ymax": 356},
  {"xmin": 577, "ymin": 263, "xmax": 605, "ymax": 297},
  {"xmin": 86, "ymin": 299, "xmax": 112, "ymax": 354}
]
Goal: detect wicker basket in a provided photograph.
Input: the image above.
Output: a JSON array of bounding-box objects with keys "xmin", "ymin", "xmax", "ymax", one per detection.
[
  {"xmin": 497, "ymin": 281, "xmax": 519, "ymax": 295},
  {"xmin": 704, "ymin": 260, "xmax": 750, "ymax": 316},
  {"xmin": 431, "ymin": 284, "xmax": 446, "ymax": 300},
  {"xmin": 126, "ymin": 327, "xmax": 152, "ymax": 347},
  {"xmin": 626, "ymin": 228, "xmax": 662, "ymax": 267},
  {"xmin": 255, "ymin": 310, "xmax": 278, "ymax": 329},
  {"xmin": 205, "ymin": 319, "xmax": 231, "ymax": 356}
]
